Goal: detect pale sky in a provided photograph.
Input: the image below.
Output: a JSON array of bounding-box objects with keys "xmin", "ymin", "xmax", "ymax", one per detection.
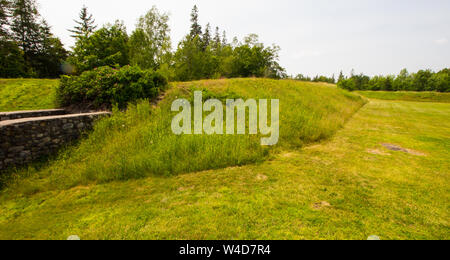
[{"xmin": 38, "ymin": 0, "xmax": 450, "ymax": 77}]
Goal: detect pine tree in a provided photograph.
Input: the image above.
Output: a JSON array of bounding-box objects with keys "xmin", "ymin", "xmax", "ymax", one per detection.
[
  {"xmin": 189, "ymin": 5, "xmax": 202, "ymax": 39},
  {"xmin": 213, "ymin": 26, "xmax": 221, "ymax": 47},
  {"xmin": 37, "ymin": 20, "xmax": 68, "ymax": 77},
  {"xmin": 10, "ymin": 0, "xmax": 41, "ymax": 55},
  {"xmin": 0, "ymin": 0, "xmax": 10, "ymax": 38},
  {"xmin": 69, "ymin": 6, "xmax": 96, "ymax": 39},
  {"xmin": 338, "ymin": 71, "xmax": 345, "ymax": 82},
  {"xmin": 202, "ymin": 23, "xmax": 211, "ymax": 50},
  {"xmin": 222, "ymin": 30, "xmax": 227, "ymax": 46},
  {"xmin": 10, "ymin": 0, "xmax": 67, "ymax": 77}
]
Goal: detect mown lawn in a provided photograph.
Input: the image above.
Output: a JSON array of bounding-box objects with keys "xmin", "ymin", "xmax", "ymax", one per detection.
[
  {"xmin": 357, "ymin": 90, "xmax": 450, "ymax": 103},
  {"xmin": 0, "ymin": 85, "xmax": 448, "ymax": 239},
  {"xmin": 0, "ymin": 79, "xmax": 59, "ymax": 112}
]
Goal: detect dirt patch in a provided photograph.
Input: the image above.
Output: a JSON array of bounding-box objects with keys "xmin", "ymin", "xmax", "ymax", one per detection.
[
  {"xmin": 381, "ymin": 143, "xmax": 426, "ymax": 156},
  {"xmin": 313, "ymin": 201, "xmax": 331, "ymax": 210},
  {"xmin": 256, "ymin": 174, "xmax": 268, "ymax": 181},
  {"xmin": 367, "ymin": 149, "xmax": 391, "ymax": 156},
  {"xmin": 280, "ymin": 152, "xmax": 297, "ymax": 158}
]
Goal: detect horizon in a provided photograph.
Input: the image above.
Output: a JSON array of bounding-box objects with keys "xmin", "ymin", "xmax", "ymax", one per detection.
[{"xmin": 36, "ymin": 0, "xmax": 450, "ymax": 77}]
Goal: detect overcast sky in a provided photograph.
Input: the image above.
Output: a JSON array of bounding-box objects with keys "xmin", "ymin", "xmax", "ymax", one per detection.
[{"xmin": 38, "ymin": 0, "xmax": 450, "ymax": 77}]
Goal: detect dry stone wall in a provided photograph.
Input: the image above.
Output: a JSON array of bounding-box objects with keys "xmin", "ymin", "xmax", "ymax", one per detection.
[
  {"xmin": 0, "ymin": 111, "xmax": 110, "ymax": 171},
  {"xmin": 0, "ymin": 109, "xmax": 67, "ymax": 121}
]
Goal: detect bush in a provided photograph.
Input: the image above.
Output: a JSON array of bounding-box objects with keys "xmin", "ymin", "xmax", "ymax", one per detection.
[{"xmin": 57, "ymin": 66, "xmax": 168, "ymax": 109}]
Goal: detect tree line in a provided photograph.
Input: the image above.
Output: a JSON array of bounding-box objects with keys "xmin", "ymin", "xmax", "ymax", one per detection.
[
  {"xmin": 0, "ymin": 1, "xmax": 286, "ymax": 80},
  {"xmin": 294, "ymin": 74, "xmax": 336, "ymax": 84},
  {"xmin": 337, "ymin": 69, "xmax": 450, "ymax": 92}
]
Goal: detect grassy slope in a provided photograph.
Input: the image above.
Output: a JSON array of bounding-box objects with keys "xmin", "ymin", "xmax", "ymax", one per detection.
[
  {"xmin": 0, "ymin": 79, "xmax": 58, "ymax": 112},
  {"xmin": 0, "ymin": 79, "xmax": 365, "ymax": 194},
  {"xmin": 0, "ymin": 98, "xmax": 448, "ymax": 239},
  {"xmin": 357, "ymin": 91, "xmax": 450, "ymax": 103}
]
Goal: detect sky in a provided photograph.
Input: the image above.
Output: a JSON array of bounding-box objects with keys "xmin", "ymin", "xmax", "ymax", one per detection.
[{"xmin": 38, "ymin": 0, "xmax": 450, "ymax": 77}]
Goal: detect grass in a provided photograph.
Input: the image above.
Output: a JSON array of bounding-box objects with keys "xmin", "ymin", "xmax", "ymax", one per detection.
[
  {"xmin": 0, "ymin": 79, "xmax": 365, "ymax": 194},
  {"xmin": 357, "ymin": 90, "xmax": 450, "ymax": 103},
  {"xmin": 0, "ymin": 97, "xmax": 448, "ymax": 240},
  {"xmin": 0, "ymin": 79, "xmax": 448, "ymax": 240},
  {"xmin": 0, "ymin": 79, "xmax": 58, "ymax": 112}
]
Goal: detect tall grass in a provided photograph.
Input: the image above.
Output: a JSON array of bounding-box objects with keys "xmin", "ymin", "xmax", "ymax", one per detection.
[{"xmin": 3, "ymin": 79, "xmax": 365, "ymax": 195}]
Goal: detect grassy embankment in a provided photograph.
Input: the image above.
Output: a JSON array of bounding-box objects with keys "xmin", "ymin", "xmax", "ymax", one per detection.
[
  {"xmin": 0, "ymin": 79, "xmax": 58, "ymax": 112},
  {"xmin": 1, "ymin": 79, "xmax": 448, "ymax": 239},
  {"xmin": 0, "ymin": 79, "xmax": 365, "ymax": 194}
]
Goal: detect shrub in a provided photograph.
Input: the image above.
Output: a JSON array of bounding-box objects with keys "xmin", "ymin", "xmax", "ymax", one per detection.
[{"xmin": 57, "ymin": 66, "xmax": 168, "ymax": 109}]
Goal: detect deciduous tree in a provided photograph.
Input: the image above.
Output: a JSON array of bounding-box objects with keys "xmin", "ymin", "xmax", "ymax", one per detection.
[{"xmin": 129, "ymin": 6, "xmax": 171, "ymax": 70}]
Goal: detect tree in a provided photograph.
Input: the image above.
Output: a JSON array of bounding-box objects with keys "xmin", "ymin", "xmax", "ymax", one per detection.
[
  {"xmin": 430, "ymin": 69, "xmax": 450, "ymax": 92},
  {"xmin": 412, "ymin": 70, "xmax": 433, "ymax": 91},
  {"xmin": 0, "ymin": 40, "xmax": 26, "ymax": 77},
  {"xmin": 129, "ymin": 6, "xmax": 171, "ymax": 70},
  {"xmin": 222, "ymin": 30, "xmax": 229, "ymax": 46},
  {"xmin": 393, "ymin": 69, "xmax": 412, "ymax": 91},
  {"xmin": 32, "ymin": 20, "xmax": 68, "ymax": 77},
  {"xmin": 189, "ymin": 5, "xmax": 202, "ymax": 39},
  {"xmin": 68, "ymin": 6, "xmax": 96, "ymax": 39},
  {"xmin": 10, "ymin": 0, "xmax": 41, "ymax": 57},
  {"xmin": 9, "ymin": 0, "xmax": 67, "ymax": 77},
  {"xmin": 213, "ymin": 26, "xmax": 221, "ymax": 49},
  {"xmin": 202, "ymin": 23, "xmax": 211, "ymax": 50},
  {"xmin": 173, "ymin": 35, "xmax": 207, "ymax": 81},
  {"xmin": 338, "ymin": 71, "xmax": 345, "ymax": 82},
  {"xmin": 69, "ymin": 21, "xmax": 129, "ymax": 73},
  {"xmin": 0, "ymin": 0, "xmax": 10, "ymax": 38},
  {"xmin": 231, "ymin": 34, "xmax": 285, "ymax": 78}
]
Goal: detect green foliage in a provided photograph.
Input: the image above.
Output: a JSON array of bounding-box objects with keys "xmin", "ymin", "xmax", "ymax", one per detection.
[
  {"xmin": 0, "ymin": 40, "xmax": 26, "ymax": 77},
  {"xmin": 57, "ymin": 66, "xmax": 168, "ymax": 109},
  {"xmin": 169, "ymin": 6, "xmax": 285, "ymax": 81},
  {"xmin": 68, "ymin": 21, "xmax": 129, "ymax": 74},
  {"xmin": 295, "ymin": 74, "xmax": 336, "ymax": 84},
  {"xmin": 189, "ymin": 5, "xmax": 202, "ymax": 39},
  {"xmin": 173, "ymin": 33, "xmax": 285, "ymax": 81},
  {"xmin": 29, "ymin": 21, "xmax": 68, "ymax": 78},
  {"xmin": 0, "ymin": 0, "xmax": 9, "ymax": 38},
  {"xmin": 338, "ymin": 69, "xmax": 450, "ymax": 92},
  {"xmin": 6, "ymin": 0, "xmax": 68, "ymax": 78},
  {"xmin": 129, "ymin": 6, "xmax": 171, "ymax": 70}
]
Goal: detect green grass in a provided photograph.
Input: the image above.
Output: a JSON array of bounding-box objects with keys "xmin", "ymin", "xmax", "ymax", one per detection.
[
  {"xmin": 0, "ymin": 79, "xmax": 365, "ymax": 195},
  {"xmin": 357, "ymin": 90, "xmax": 450, "ymax": 103},
  {"xmin": 1, "ymin": 97, "xmax": 448, "ymax": 240},
  {"xmin": 0, "ymin": 79, "xmax": 58, "ymax": 111}
]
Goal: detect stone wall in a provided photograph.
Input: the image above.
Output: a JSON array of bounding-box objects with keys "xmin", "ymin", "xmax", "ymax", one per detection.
[
  {"xmin": 0, "ymin": 109, "xmax": 67, "ymax": 121},
  {"xmin": 0, "ymin": 112, "xmax": 110, "ymax": 171}
]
